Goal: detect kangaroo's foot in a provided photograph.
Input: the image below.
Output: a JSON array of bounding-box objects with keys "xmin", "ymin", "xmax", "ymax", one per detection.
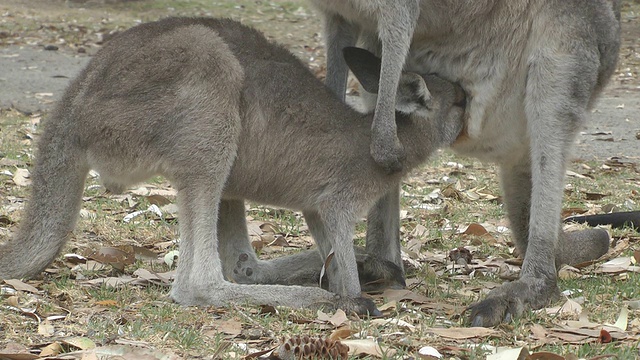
[
  {"xmin": 231, "ymin": 249, "xmax": 321, "ymax": 287},
  {"xmin": 230, "ymin": 246, "xmax": 406, "ymax": 291},
  {"xmin": 466, "ymin": 276, "xmax": 560, "ymax": 327},
  {"xmin": 171, "ymin": 279, "xmax": 380, "ymax": 315},
  {"xmin": 315, "ymin": 296, "xmax": 382, "ymax": 317},
  {"xmin": 556, "ymin": 228, "xmax": 610, "ymax": 267},
  {"xmin": 356, "ymin": 253, "xmax": 406, "ymax": 292},
  {"xmin": 466, "ymin": 228, "xmax": 609, "ymax": 327}
]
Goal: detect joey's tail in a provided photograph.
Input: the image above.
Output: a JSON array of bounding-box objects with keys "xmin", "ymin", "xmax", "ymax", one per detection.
[{"xmin": 0, "ymin": 121, "xmax": 88, "ymax": 279}]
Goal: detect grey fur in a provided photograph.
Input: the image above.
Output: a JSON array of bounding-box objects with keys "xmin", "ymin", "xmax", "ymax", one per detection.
[
  {"xmin": 307, "ymin": 0, "xmax": 620, "ymax": 325},
  {"xmin": 0, "ymin": 18, "xmax": 464, "ymax": 314}
]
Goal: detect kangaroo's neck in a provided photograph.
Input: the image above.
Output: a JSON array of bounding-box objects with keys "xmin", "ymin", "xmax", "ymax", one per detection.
[{"xmin": 394, "ymin": 113, "xmax": 440, "ymax": 173}]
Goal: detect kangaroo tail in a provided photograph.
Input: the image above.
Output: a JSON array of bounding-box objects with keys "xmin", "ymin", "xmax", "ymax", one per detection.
[{"xmin": 0, "ymin": 120, "xmax": 88, "ymax": 279}]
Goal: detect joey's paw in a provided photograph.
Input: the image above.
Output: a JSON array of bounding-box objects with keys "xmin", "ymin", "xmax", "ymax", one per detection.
[
  {"xmin": 357, "ymin": 254, "xmax": 406, "ymax": 292},
  {"xmin": 466, "ymin": 277, "xmax": 560, "ymax": 327},
  {"xmin": 370, "ymin": 138, "xmax": 406, "ymax": 174},
  {"xmin": 231, "ymin": 253, "xmax": 258, "ymax": 284}
]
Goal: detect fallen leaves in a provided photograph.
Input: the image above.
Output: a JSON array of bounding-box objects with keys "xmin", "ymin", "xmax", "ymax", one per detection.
[
  {"xmin": 3, "ymin": 279, "xmax": 40, "ymax": 294},
  {"xmin": 11, "ymin": 168, "xmax": 31, "ymax": 187},
  {"xmin": 425, "ymin": 326, "xmax": 499, "ymax": 340}
]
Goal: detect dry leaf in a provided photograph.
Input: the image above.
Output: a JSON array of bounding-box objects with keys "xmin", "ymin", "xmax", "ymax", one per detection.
[
  {"xmin": 562, "ymin": 207, "xmax": 588, "ymax": 218},
  {"xmin": 319, "ymin": 248, "xmax": 335, "ymax": 287},
  {"xmin": 526, "ymin": 351, "xmax": 566, "ymax": 360},
  {"xmin": 164, "ymin": 250, "xmax": 179, "ymax": 267},
  {"xmin": 461, "ymin": 223, "xmax": 489, "ymax": 236},
  {"xmin": 596, "ymin": 257, "xmax": 640, "ymax": 273},
  {"xmin": 211, "ymin": 318, "xmax": 242, "ymax": 337},
  {"xmin": 341, "ymin": 338, "xmax": 395, "ymax": 358},
  {"xmin": 417, "ymin": 346, "xmax": 442, "ymax": 359},
  {"xmin": 607, "ymin": 307, "xmax": 629, "ymax": 331},
  {"xmin": 64, "ymin": 345, "xmax": 181, "ymax": 359},
  {"xmin": 95, "ymin": 300, "xmax": 118, "ymax": 307},
  {"xmin": 317, "ymin": 309, "xmax": 348, "ymax": 327},
  {"xmin": 329, "ymin": 327, "xmax": 354, "ymax": 341},
  {"xmin": 88, "ymin": 246, "xmax": 135, "ymax": 271},
  {"xmin": 370, "ymin": 318, "xmax": 416, "ymax": 331},
  {"xmin": 38, "ymin": 322, "xmax": 55, "ymax": 337},
  {"xmin": 449, "ymin": 247, "xmax": 473, "ymax": 264},
  {"xmin": 411, "ymin": 224, "xmax": 429, "ymax": 238},
  {"xmin": 599, "ymin": 329, "xmax": 613, "ymax": 343},
  {"xmin": 39, "ymin": 342, "xmax": 63, "ymax": 357},
  {"xmin": 377, "ymin": 301, "xmax": 397, "ymax": 312},
  {"xmin": 267, "ymin": 234, "xmax": 289, "ymax": 247},
  {"xmin": 550, "ymin": 327, "xmax": 627, "ymax": 341},
  {"xmin": 565, "ymin": 311, "xmax": 601, "ymax": 329},
  {"xmin": 426, "ymin": 327, "xmax": 498, "ymax": 339},
  {"xmin": 145, "ymin": 194, "xmax": 172, "ymax": 206},
  {"xmin": 530, "ymin": 324, "xmax": 548, "ymax": 341},
  {"xmin": 0, "ymin": 342, "xmax": 39, "ymax": 360},
  {"xmin": 62, "ymin": 337, "xmax": 97, "ymax": 350},
  {"xmin": 124, "ymin": 245, "xmax": 158, "ymax": 261},
  {"xmin": 558, "ymin": 265, "xmax": 581, "ymax": 280},
  {"xmin": 82, "ymin": 276, "xmax": 135, "ymax": 288},
  {"xmin": 133, "ymin": 268, "xmax": 171, "ymax": 285},
  {"xmin": 3, "ymin": 279, "xmax": 40, "ymax": 294},
  {"xmin": 585, "ymin": 192, "xmax": 608, "ymax": 200},
  {"xmin": 486, "ymin": 346, "xmax": 528, "ymax": 360},
  {"xmin": 12, "ymin": 168, "xmax": 31, "ymax": 186},
  {"xmin": 544, "ymin": 298, "xmax": 582, "ymax": 316}
]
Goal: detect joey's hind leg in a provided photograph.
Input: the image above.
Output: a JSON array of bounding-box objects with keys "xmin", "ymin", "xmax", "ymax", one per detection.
[
  {"xmin": 219, "ymin": 198, "xmax": 404, "ymax": 290},
  {"xmin": 166, "ymin": 139, "xmax": 346, "ymax": 310},
  {"xmin": 468, "ymin": 160, "xmax": 611, "ymax": 326},
  {"xmin": 323, "ymin": 12, "xmax": 359, "ymax": 101},
  {"xmin": 172, "ymin": 178, "xmax": 345, "ymax": 311},
  {"xmin": 303, "ymin": 209, "xmax": 380, "ymax": 315},
  {"xmin": 360, "ymin": 186, "xmax": 405, "ymax": 291},
  {"xmin": 219, "ymin": 199, "xmax": 322, "ymax": 287}
]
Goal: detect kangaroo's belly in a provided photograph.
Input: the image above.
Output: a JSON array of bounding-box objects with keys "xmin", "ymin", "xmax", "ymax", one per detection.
[{"xmin": 406, "ymin": 42, "xmax": 531, "ymax": 164}]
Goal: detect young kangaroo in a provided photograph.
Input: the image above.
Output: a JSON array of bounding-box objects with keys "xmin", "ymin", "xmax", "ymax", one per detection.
[
  {"xmin": 0, "ymin": 17, "xmax": 465, "ymax": 314},
  {"xmin": 293, "ymin": 0, "xmax": 621, "ymax": 326}
]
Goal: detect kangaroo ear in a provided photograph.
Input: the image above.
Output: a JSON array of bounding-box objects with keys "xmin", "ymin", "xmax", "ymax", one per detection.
[
  {"xmin": 344, "ymin": 47, "xmax": 432, "ymax": 114},
  {"xmin": 343, "ymin": 47, "xmax": 381, "ymax": 94},
  {"xmin": 395, "ymin": 72, "xmax": 432, "ymax": 114}
]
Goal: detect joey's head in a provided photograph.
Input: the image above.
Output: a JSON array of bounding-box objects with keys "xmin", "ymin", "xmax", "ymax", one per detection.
[{"xmin": 343, "ymin": 47, "xmax": 466, "ymax": 147}]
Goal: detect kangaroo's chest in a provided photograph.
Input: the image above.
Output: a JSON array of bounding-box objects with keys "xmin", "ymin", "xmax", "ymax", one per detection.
[{"xmin": 406, "ymin": 24, "xmax": 534, "ymax": 163}]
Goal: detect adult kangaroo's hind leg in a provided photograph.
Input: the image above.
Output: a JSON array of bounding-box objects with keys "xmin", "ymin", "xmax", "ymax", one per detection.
[
  {"xmin": 468, "ymin": 45, "xmax": 611, "ymax": 327},
  {"xmin": 0, "ymin": 116, "xmax": 89, "ymax": 280},
  {"xmin": 323, "ymin": 12, "xmax": 359, "ymax": 101},
  {"xmin": 219, "ymin": 198, "xmax": 405, "ymax": 290},
  {"xmin": 360, "ymin": 185, "xmax": 405, "ymax": 291}
]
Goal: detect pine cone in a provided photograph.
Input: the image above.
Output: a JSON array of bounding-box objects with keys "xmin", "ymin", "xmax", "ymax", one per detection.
[{"xmin": 271, "ymin": 335, "xmax": 349, "ymax": 359}]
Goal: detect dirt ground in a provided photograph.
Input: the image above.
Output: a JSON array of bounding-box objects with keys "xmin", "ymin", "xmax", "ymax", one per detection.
[{"xmin": 0, "ymin": 0, "xmax": 638, "ymax": 162}]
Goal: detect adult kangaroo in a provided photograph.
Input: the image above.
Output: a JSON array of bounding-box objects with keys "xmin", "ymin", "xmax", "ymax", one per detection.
[
  {"xmin": 0, "ymin": 17, "xmax": 466, "ymax": 314},
  {"xmin": 302, "ymin": 0, "xmax": 621, "ymax": 326}
]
